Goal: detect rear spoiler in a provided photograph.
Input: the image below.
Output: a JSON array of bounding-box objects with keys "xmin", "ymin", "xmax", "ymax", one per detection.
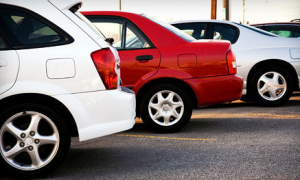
[{"xmin": 48, "ymin": 0, "xmax": 82, "ymax": 11}]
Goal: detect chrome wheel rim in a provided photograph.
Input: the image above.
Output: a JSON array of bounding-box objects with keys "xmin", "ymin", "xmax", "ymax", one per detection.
[
  {"xmin": 148, "ymin": 90, "xmax": 184, "ymax": 126},
  {"xmin": 257, "ymin": 71, "xmax": 287, "ymax": 101},
  {"xmin": 0, "ymin": 111, "xmax": 60, "ymax": 171}
]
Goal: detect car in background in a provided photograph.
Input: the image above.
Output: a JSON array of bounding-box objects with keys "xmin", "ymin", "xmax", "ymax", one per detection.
[
  {"xmin": 82, "ymin": 11, "xmax": 243, "ymax": 133},
  {"xmin": 0, "ymin": 0, "xmax": 135, "ymax": 178},
  {"xmin": 251, "ymin": 22, "xmax": 300, "ymax": 38},
  {"xmin": 291, "ymin": 19, "xmax": 300, "ymax": 22},
  {"xmin": 171, "ymin": 20, "xmax": 300, "ymax": 106}
]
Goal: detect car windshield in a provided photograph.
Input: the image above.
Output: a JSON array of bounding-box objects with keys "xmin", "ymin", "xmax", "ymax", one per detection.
[
  {"xmin": 233, "ymin": 22, "xmax": 278, "ymax": 37},
  {"xmin": 143, "ymin": 15, "xmax": 196, "ymax": 42}
]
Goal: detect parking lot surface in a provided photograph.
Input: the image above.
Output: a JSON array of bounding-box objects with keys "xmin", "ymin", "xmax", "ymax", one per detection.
[{"xmin": 1, "ymin": 93, "xmax": 300, "ymax": 180}]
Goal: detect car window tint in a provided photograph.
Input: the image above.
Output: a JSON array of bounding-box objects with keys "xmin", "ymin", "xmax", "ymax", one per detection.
[
  {"xmin": 125, "ymin": 23, "xmax": 150, "ymax": 49},
  {"xmin": 254, "ymin": 26, "xmax": 263, "ymax": 30},
  {"xmin": 92, "ymin": 21, "xmax": 124, "ymax": 49},
  {"xmin": 0, "ymin": 36, "xmax": 8, "ymax": 50},
  {"xmin": 87, "ymin": 17, "xmax": 152, "ymax": 50},
  {"xmin": 0, "ymin": 8, "xmax": 66, "ymax": 46},
  {"xmin": 172, "ymin": 23, "xmax": 207, "ymax": 40},
  {"xmin": 88, "ymin": 18, "xmax": 124, "ymax": 49},
  {"xmin": 211, "ymin": 23, "xmax": 238, "ymax": 43},
  {"xmin": 234, "ymin": 22, "xmax": 277, "ymax": 37},
  {"xmin": 265, "ymin": 25, "xmax": 300, "ymax": 38}
]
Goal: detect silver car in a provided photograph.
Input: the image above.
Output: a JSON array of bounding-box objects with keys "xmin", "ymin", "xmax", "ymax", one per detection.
[{"xmin": 171, "ymin": 20, "xmax": 300, "ymax": 106}]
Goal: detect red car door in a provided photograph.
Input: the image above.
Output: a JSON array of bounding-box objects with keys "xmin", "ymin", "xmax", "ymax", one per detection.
[{"xmin": 119, "ymin": 48, "xmax": 160, "ymax": 88}]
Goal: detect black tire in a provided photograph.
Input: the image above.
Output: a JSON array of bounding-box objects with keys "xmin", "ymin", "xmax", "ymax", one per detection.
[
  {"xmin": 249, "ymin": 66, "xmax": 293, "ymax": 106},
  {"xmin": 0, "ymin": 103, "xmax": 70, "ymax": 179},
  {"xmin": 141, "ymin": 84, "xmax": 193, "ymax": 133},
  {"xmin": 239, "ymin": 95, "xmax": 252, "ymax": 102}
]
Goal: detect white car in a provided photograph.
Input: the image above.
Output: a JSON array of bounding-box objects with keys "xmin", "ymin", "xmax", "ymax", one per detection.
[
  {"xmin": 0, "ymin": 0, "xmax": 135, "ymax": 178},
  {"xmin": 171, "ymin": 20, "xmax": 300, "ymax": 106}
]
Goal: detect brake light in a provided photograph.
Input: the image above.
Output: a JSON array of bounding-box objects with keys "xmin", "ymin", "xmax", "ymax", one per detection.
[
  {"xmin": 226, "ymin": 50, "xmax": 237, "ymax": 75},
  {"xmin": 91, "ymin": 48, "xmax": 118, "ymax": 90}
]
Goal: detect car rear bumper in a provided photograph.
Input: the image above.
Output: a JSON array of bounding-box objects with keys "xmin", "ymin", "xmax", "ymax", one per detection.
[
  {"xmin": 185, "ymin": 75, "xmax": 243, "ymax": 107},
  {"xmin": 55, "ymin": 88, "xmax": 136, "ymax": 141},
  {"xmin": 291, "ymin": 61, "xmax": 300, "ymax": 90}
]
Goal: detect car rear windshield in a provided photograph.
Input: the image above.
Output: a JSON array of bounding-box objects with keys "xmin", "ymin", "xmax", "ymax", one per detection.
[
  {"xmin": 233, "ymin": 22, "xmax": 278, "ymax": 37},
  {"xmin": 143, "ymin": 15, "xmax": 196, "ymax": 42}
]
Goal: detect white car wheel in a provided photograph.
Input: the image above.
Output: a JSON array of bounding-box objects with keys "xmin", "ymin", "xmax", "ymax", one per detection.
[
  {"xmin": 257, "ymin": 71, "xmax": 287, "ymax": 101},
  {"xmin": 148, "ymin": 90, "xmax": 184, "ymax": 126},
  {"xmin": 141, "ymin": 84, "xmax": 192, "ymax": 133},
  {"xmin": 251, "ymin": 67, "xmax": 293, "ymax": 106},
  {"xmin": 0, "ymin": 103, "xmax": 70, "ymax": 178}
]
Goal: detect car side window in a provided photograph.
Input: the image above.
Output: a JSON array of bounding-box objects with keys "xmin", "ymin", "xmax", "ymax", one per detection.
[
  {"xmin": 86, "ymin": 16, "xmax": 153, "ymax": 50},
  {"xmin": 90, "ymin": 18, "xmax": 124, "ymax": 49},
  {"xmin": 265, "ymin": 25, "xmax": 300, "ymax": 38},
  {"xmin": 211, "ymin": 23, "xmax": 239, "ymax": 44},
  {"xmin": 0, "ymin": 6, "xmax": 72, "ymax": 48},
  {"xmin": 125, "ymin": 23, "xmax": 151, "ymax": 49},
  {"xmin": 172, "ymin": 23, "xmax": 207, "ymax": 39},
  {"xmin": 0, "ymin": 36, "xmax": 8, "ymax": 50}
]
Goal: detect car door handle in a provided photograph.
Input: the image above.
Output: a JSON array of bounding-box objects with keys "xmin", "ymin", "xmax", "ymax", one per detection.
[
  {"xmin": 136, "ymin": 55, "xmax": 153, "ymax": 61},
  {"xmin": 0, "ymin": 60, "xmax": 7, "ymax": 67}
]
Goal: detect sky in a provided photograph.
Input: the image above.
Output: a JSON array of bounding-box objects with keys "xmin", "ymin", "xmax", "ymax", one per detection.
[{"xmin": 80, "ymin": 0, "xmax": 300, "ymax": 24}]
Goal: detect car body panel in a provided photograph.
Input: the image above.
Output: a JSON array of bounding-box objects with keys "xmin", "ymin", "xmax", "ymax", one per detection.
[
  {"xmin": 184, "ymin": 75, "xmax": 243, "ymax": 106},
  {"xmin": 54, "ymin": 89, "xmax": 135, "ymax": 141},
  {"xmin": 0, "ymin": 50, "xmax": 19, "ymax": 95},
  {"xmin": 157, "ymin": 41, "xmax": 231, "ymax": 78},
  {"xmin": 118, "ymin": 48, "xmax": 161, "ymax": 88}
]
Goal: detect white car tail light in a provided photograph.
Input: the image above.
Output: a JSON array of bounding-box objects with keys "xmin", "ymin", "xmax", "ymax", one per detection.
[
  {"xmin": 91, "ymin": 48, "xmax": 118, "ymax": 90},
  {"xmin": 226, "ymin": 50, "xmax": 237, "ymax": 75}
]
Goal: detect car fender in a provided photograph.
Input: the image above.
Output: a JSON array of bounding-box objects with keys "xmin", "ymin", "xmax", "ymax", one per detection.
[
  {"xmin": 235, "ymin": 47, "xmax": 300, "ymax": 81},
  {"xmin": 234, "ymin": 47, "xmax": 300, "ymax": 92},
  {"xmin": 133, "ymin": 68, "xmax": 193, "ymax": 93}
]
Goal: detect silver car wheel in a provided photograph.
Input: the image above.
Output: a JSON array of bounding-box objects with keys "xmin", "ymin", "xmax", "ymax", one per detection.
[
  {"xmin": 0, "ymin": 111, "xmax": 60, "ymax": 171},
  {"xmin": 148, "ymin": 90, "xmax": 184, "ymax": 126},
  {"xmin": 257, "ymin": 71, "xmax": 287, "ymax": 101}
]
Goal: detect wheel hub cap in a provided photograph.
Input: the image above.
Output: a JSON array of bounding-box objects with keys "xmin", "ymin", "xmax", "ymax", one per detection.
[
  {"xmin": 257, "ymin": 71, "xmax": 287, "ymax": 101},
  {"xmin": 25, "ymin": 138, "xmax": 34, "ymax": 145},
  {"xmin": 148, "ymin": 90, "xmax": 184, "ymax": 126},
  {"xmin": 162, "ymin": 104, "xmax": 170, "ymax": 112}
]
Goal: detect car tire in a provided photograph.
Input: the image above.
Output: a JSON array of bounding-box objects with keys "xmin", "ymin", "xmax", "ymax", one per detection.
[
  {"xmin": 0, "ymin": 103, "xmax": 70, "ymax": 179},
  {"xmin": 249, "ymin": 66, "xmax": 293, "ymax": 106},
  {"xmin": 239, "ymin": 95, "xmax": 252, "ymax": 102},
  {"xmin": 141, "ymin": 84, "xmax": 193, "ymax": 133}
]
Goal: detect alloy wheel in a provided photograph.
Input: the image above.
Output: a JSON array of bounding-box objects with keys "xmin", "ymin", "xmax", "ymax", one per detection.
[{"xmin": 0, "ymin": 111, "xmax": 60, "ymax": 171}]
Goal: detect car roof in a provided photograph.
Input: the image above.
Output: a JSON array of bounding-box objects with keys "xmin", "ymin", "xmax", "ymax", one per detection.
[
  {"xmin": 0, "ymin": 0, "xmax": 82, "ymax": 11},
  {"xmin": 170, "ymin": 19, "xmax": 237, "ymax": 25},
  {"xmin": 82, "ymin": 10, "xmax": 140, "ymax": 15},
  {"xmin": 251, "ymin": 22, "xmax": 300, "ymax": 26}
]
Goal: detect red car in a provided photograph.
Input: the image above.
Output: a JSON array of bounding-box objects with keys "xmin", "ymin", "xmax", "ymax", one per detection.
[{"xmin": 82, "ymin": 11, "xmax": 243, "ymax": 133}]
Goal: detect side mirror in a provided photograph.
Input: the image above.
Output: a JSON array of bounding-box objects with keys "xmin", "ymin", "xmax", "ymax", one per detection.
[{"xmin": 105, "ymin": 38, "xmax": 114, "ymax": 46}]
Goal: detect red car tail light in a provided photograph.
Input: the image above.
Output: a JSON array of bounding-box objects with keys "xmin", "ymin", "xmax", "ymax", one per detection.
[
  {"xmin": 226, "ymin": 50, "xmax": 237, "ymax": 75},
  {"xmin": 91, "ymin": 48, "xmax": 118, "ymax": 90}
]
